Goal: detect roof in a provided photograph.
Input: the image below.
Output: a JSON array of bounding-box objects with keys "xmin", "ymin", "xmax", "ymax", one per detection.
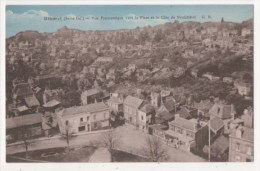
[
  {"xmin": 194, "ymin": 100, "xmax": 214, "ymax": 113},
  {"xmin": 82, "ymin": 88, "xmax": 101, "ymax": 97},
  {"xmin": 157, "ymin": 111, "xmax": 175, "ymax": 121},
  {"xmin": 108, "ymin": 96, "xmax": 123, "ymax": 104},
  {"xmin": 139, "ymin": 104, "xmax": 154, "ymax": 115},
  {"xmin": 179, "ymin": 107, "xmax": 190, "ymax": 119},
  {"xmin": 124, "ymin": 95, "xmax": 143, "ymax": 109},
  {"xmin": 179, "ymin": 106, "xmax": 198, "ymax": 119},
  {"xmin": 14, "ymin": 83, "xmax": 33, "ymax": 97},
  {"xmin": 43, "ymin": 99, "xmax": 61, "ymax": 108},
  {"xmin": 169, "ymin": 117, "xmax": 198, "ymax": 132},
  {"xmin": 209, "ymin": 103, "xmax": 233, "ymax": 120},
  {"xmin": 17, "ymin": 105, "xmax": 29, "ymax": 112},
  {"xmin": 230, "ymin": 127, "xmax": 254, "ymax": 142},
  {"xmin": 163, "ymin": 99, "xmax": 175, "ymax": 112},
  {"xmin": 6, "ymin": 113, "xmax": 42, "ymax": 129},
  {"xmin": 24, "ymin": 95, "xmax": 40, "ymax": 107},
  {"xmin": 149, "ymin": 124, "xmax": 168, "ymax": 131},
  {"xmin": 60, "ymin": 102, "xmax": 109, "ymax": 117},
  {"xmin": 203, "ymin": 135, "xmax": 229, "ymax": 156},
  {"xmin": 210, "ymin": 117, "xmax": 224, "ymax": 133}
]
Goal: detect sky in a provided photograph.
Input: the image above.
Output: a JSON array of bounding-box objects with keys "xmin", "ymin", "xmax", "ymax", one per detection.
[{"xmin": 6, "ymin": 5, "xmax": 254, "ymax": 38}]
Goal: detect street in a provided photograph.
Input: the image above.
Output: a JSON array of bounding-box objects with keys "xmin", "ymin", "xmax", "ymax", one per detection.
[{"xmin": 6, "ymin": 126, "xmax": 205, "ymax": 162}]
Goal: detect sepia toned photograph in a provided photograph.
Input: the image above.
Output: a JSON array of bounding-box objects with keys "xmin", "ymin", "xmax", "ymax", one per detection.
[{"xmin": 4, "ymin": 4, "xmax": 254, "ymax": 164}]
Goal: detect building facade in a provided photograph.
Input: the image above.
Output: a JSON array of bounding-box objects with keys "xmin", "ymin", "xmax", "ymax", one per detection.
[
  {"xmin": 123, "ymin": 95, "xmax": 144, "ymax": 129},
  {"xmin": 56, "ymin": 102, "xmax": 110, "ymax": 134},
  {"xmin": 229, "ymin": 127, "xmax": 254, "ymax": 162}
]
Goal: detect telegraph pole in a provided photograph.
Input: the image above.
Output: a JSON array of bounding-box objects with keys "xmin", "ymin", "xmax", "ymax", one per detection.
[{"xmin": 208, "ymin": 119, "xmax": 211, "ymax": 162}]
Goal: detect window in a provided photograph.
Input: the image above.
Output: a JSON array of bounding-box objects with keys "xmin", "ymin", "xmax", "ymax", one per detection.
[
  {"xmin": 235, "ymin": 142, "xmax": 241, "ymax": 152},
  {"xmin": 141, "ymin": 115, "xmax": 144, "ymax": 121},
  {"xmin": 176, "ymin": 127, "xmax": 183, "ymax": 134},
  {"xmin": 246, "ymin": 146, "xmax": 253, "ymax": 156},
  {"xmin": 94, "ymin": 114, "xmax": 96, "ymax": 120},
  {"xmin": 65, "ymin": 120, "xmax": 69, "ymax": 126},
  {"xmin": 94, "ymin": 122, "xmax": 98, "ymax": 128},
  {"xmin": 80, "ymin": 118, "xmax": 83, "ymax": 122},
  {"xmin": 87, "ymin": 116, "xmax": 89, "ymax": 121}
]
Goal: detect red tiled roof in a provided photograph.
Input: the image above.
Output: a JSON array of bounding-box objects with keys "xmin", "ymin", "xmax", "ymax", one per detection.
[
  {"xmin": 209, "ymin": 103, "xmax": 233, "ymax": 120},
  {"xmin": 14, "ymin": 83, "xmax": 33, "ymax": 97},
  {"xmin": 169, "ymin": 117, "xmax": 197, "ymax": 132},
  {"xmin": 139, "ymin": 104, "xmax": 154, "ymax": 114},
  {"xmin": 61, "ymin": 102, "xmax": 109, "ymax": 117},
  {"xmin": 157, "ymin": 111, "xmax": 175, "ymax": 121},
  {"xmin": 6, "ymin": 113, "xmax": 42, "ymax": 129},
  {"xmin": 163, "ymin": 99, "xmax": 175, "ymax": 112},
  {"xmin": 24, "ymin": 95, "xmax": 40, "ymax": 107},
  {"xmin": 124, "ymin": 95, "xmax": 143, "ymax": 109},
  {"xmin": 210, "ymin": 117, "xmax": 224, "ymax": 133}
]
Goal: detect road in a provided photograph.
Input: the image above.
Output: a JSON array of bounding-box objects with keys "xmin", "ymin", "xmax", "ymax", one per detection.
[{"xmin": 6, "ymin": 126, "xmax": 205, "ymax": 162}]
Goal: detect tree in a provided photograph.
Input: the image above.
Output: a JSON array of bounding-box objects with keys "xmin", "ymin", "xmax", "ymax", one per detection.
[
  {"xmin": 61, "ymin": 125, "xmax": 75, "ymax": 152},
  {"xmin": 100, "ymin": 128, "xmax": 121, "ymax": 162},
  {"xmin": 143, "ymin": 135, "xmax": 168, "ymax": 162}
]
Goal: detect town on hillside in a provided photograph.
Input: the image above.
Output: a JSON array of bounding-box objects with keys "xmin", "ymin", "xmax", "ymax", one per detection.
[{"xmin": 6, "ymin": 17, "xmax": 253, "ymax": 162}]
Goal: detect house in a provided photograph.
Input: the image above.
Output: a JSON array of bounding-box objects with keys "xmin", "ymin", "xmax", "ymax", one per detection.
[
  {"xmin": 81, "ymin": 88, "xmax": 102, "ymax": 105},
  {"xmin": 241, "ymin": 107, "xmax": 253, "ymax": 128},
  {"xmin": 203, "ymin": 135, "xmax": 229, "ymax": 161},
  {"xmin": 12, "ymin": 83, "xmax": 34, "ymax": 101},
  {"xmin": 194, "ymin": 100, "xmax": 214, "ymax": 118},
  {"xmin": 155, "ymin": 111, "xmax": 175, "ymax": 125},
  {"xmin": 24, "ymin": 95, "xmax": 40, "ymax": 109},
  {"xmin": 6, "ymin": 113, "xmax": 43, "ymax": 143},
  {"xmin": 150, "ymin": 92, "xmax": 161, "ymax": 107},
  {"xmin": 209, "ymin": 103, "xmax": 235, "ymax": 131},
  {"xmin": 56, "ymin": 102, "xmax": 110, "ymax": 134},
  {"xmin": 107, "ymin": 94, "xmax": 124, "ymax": 114},
  {"xmin": 209, "ymin": 103, "xmax": 234, "ymax": 120},
  {"xmin": 148, "ymin": 124, "xmax": 168, "ymax": 140},
  {"xmin": 178, "ymin": 106, "xmax": 198, "ymax": 119},
  {"xmin": 229, "ymin": 126, "xmax": 253, "ymax": 162},
  {"xmin": 43, "ymin": 99, "xmax": 61, "ymax": 113},
  {"xmin": 157, "ymin": 99, "xmax": 176, "ymax": 114},
  {"xmin": 234, "ymin": 80, "xmax": 252, "ymax": 96},
  {"xmin": 164, "ymin": 114, "xmax": 208, "ymax": 151},
  {"xmin": 124, "ymin": 95, "xmax": 144, "ymax": 129},
  {"xmin": 208, "ymin": 117, "xmax": 225, "ymax": 142},
  {"xmin": 138, "ymin": 104, "xmax": 155, "ymax": 132}
]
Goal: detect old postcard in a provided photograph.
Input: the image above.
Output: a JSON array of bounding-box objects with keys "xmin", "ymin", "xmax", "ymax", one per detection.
[{"xmin": 1, "ymin": 1, "xmax": 259, "ymax": 171}]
